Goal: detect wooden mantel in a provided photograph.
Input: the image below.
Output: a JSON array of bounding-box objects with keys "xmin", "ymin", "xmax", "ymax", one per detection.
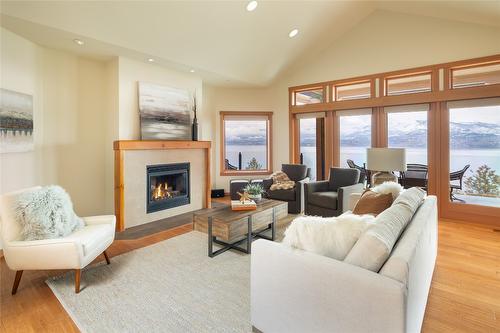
[
  {"xmin": 114, "ymin": 140, "xmax": 212, "ymax": 231},
  {"xmin": 114, "ymin": 140, "xmax": 211, "ymax": 151}
]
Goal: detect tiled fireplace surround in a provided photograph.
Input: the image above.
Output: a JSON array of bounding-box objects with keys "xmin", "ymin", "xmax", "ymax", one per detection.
[{"xmin": 114, "ymin": 141, "xmax": 212, "ymax": 231}]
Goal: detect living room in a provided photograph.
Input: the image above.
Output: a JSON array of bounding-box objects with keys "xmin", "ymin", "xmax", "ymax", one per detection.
[{"xmin": 1, "ymin": 1, "xmax": 499, "ymax": 332}]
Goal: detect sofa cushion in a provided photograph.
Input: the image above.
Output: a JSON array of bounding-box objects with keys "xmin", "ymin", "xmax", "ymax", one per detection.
[
  {"xmin": 283, "ymin": 213, "xmax": 376, "ymax": 260},
  {"xmin": 268, "ymin": 188, "xmax": 296, "ymax": 201},
  {"xmin": 344, "ymin": 187, "xmax": 426, "ymax": 272},
  {"xmin": 308, "ymin": 191, "xmax": 338, "ymax": 210},
  {"xmin": 329, "ymin": 168, "xmax": 360, "ymax": 191},
  {"xmin": 13, "ymin": 185, "xmax": 84, "ymax": 241},
  {"xmin": 282, "ymin": 164, "xmax": 308, "ymax": 182},
  {"xmin": 352, "ymin": 190, "xmax": 393, "ymax": 216}
]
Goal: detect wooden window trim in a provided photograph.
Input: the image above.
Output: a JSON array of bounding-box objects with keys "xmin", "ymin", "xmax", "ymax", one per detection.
[
  {"xmin": 289, "ymin": 54, "xmax": 500, "ymax": 114},
  {"xmin": 291, "ymin": 86, "xmax": 326, "ymax": 106},
  {"xmin": 332, "ymin": 80, "xmax": 372, "ymax": 102},
  {"xmin": 289, "ymin": 54, "xmax": 500, "ymax": 227},
  {"xmin": 220, "ymin": 111, "xmax": 273, "ymax": 176},
  {"xmin": 449, "ymin": 60, "xmax": 500, "ymax": 90},
  {"xmin": 384, "ymin": 71, "xmax": 433, "ymax": 96}
]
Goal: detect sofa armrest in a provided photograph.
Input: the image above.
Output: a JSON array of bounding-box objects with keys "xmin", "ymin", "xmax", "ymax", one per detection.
[
  {"xmin": 348, "ymin": 193, "xmax": 363, "ymax": 211},
  {"xmin": 338, "ymin": 183, "xmax": 364, "ymax": 213},
  {"xmin": 251, "ymin": 240, "xmax": 406, "ymax": 333}
]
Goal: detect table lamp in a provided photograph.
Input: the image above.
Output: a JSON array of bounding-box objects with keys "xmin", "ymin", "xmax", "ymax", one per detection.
[{"xmin": 367, "ymin": 148, "xmax": 406, "ymax": 186}]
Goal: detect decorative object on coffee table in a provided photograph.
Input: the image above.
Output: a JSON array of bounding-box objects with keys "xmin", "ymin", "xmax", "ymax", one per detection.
[
  {"xmin": 231, "ymin": 199, "xmax": 256, "ymax": 211},
  {"xmin": 232, "ymin": 191, "xmax": 256, "ymax": 211},
  {"xmin": 367, "ymin": 148, "xmax": 406, "ymax": 186},
  {"xmin": 193, "ymin": 199, "xmax": 287, "ymax": 257},
  {"xmin": 243, "ymin": 183, "xmax": 265, "ymax": 202},
  {"xmin": 191, "ymin": 93, "xmax": 198, "ymax": 141}
]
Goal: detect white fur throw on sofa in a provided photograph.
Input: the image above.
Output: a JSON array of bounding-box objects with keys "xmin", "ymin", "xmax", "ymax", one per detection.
[
  {"xmin": 282, "ymin": 213, "xmax": 376, "ymax": 260},
  {"xmin": 13, "ymin": 185, "xmax": 84, "ymax": 241},
  {"xmin": 371, "ymin": 181, "xmax": 404, "ymax": 200}
]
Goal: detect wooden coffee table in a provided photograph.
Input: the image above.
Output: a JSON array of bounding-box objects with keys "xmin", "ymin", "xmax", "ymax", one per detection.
[{"xmin": 193, "ymin": 199, "xmax": 288, "ymax": 257}]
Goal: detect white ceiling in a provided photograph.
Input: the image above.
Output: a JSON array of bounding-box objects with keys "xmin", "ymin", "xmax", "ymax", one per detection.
[{"xmin": 1, "ymin": 1, "xmax": 499, "ymax": 87}]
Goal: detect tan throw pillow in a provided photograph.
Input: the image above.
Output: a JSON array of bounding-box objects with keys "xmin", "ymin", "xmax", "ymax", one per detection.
[{"xmin": 352, "ymin": 190, "xmax": 393, "ymax": 216}]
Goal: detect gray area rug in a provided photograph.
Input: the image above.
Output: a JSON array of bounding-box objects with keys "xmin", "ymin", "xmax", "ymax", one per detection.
[{"xmin": 47, "ymin": 218, "xmax": 293, "ymax": 333}]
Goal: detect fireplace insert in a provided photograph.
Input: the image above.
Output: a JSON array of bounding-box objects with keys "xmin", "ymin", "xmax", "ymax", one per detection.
[{"xmin": 146, "ymin": 163, "xmax": 190, "ymax": 213}]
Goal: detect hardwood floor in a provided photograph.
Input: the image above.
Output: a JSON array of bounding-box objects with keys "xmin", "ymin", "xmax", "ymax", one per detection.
[{"xmin": 1, "ymin": 213, "xmax": 499, "ymax": 332}]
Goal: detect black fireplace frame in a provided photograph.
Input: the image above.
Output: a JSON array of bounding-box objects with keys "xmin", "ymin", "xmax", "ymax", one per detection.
[{"xmin": 146, "ymin": 163, "xmax": 190, "ymax": 213}]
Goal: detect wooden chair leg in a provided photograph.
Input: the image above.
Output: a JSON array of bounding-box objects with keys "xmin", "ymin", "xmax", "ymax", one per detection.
[
  {"xmin": 11, "ymin": 270, "xmax": 23, "ymax": 295},
  {"xmin": 103, "ymin": 250, "xmax": 111, "ymax": 265},
  {"xmin": 75, "ymin": 269, "xmax": 81, "ymax": 294}
]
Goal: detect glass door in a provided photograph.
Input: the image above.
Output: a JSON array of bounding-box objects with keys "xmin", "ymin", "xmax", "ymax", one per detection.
[
  {"xmin": 447, "ymin": 99, "xmax": 500, "ymax": 208},
  {"xmin": 338, "ymin": 109, "xmax": 372, "ymax": 168},
  {"xmin": 298, "ymin": 114, "xmax": 325, "ymax": 180},
  {"xmin": 386, "ymin": 104, "xmax": 429, "ymax": 191}
]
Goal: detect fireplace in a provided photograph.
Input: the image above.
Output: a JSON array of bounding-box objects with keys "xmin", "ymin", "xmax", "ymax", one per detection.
[{"xmin": 146, "ymin": 163, "xmax": 190, "ymax": 213}]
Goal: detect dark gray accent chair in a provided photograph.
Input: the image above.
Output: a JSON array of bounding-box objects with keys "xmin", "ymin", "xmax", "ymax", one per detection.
[
  {"xmin": 263, "ymin": 164, "xmax": 311, "ymax": 214},
  {"xmin": 304, "ymin": 167, "xmax": 364, "ymax": 217}
]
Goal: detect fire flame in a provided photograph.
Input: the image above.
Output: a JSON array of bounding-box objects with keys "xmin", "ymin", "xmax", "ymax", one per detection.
[{"xmin": 152, "ymin": 182, "xmax": 172, "ymax": 201}]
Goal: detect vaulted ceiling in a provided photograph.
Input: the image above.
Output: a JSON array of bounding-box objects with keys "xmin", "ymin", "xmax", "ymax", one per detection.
[{"xmin": 1, "ymin": 1, "xmax": 499, "ymax": 87}]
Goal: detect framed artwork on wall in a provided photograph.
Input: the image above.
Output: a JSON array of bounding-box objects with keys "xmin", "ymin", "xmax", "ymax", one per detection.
[
  {"xmin": 138, "ymin": 82, "xmax": 191, "ymax": 140},
  {"xmin": 0, "ymin": 88, "xmax": 34, "ymax": 153}
]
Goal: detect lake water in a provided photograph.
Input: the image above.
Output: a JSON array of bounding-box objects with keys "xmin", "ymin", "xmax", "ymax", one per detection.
[{"xmin": 226, "ymin": 144, "xmax": 500, "ymax": 181}]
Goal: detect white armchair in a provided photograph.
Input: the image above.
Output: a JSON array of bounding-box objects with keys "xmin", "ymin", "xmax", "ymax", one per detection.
[{"xmin": 0, "ymin": 187, "xmax": 116, "ymax": 294}]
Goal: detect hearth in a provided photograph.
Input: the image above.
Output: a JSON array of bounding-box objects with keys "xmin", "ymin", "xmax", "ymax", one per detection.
[{"xmin": 147, "ymin": 163, "xmax": 190, "ymax": 213}]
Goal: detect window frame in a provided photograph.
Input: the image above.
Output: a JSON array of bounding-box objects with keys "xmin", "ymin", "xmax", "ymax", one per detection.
[
  {"xmin": 289, "ymin": 54, "xmax": 500, "ymax": 226},
  {"xmin": 384, "ymin": 72, "xmax": 433, "ymax": 96},
  {"xmin": 449, "ymin": 61, "xmax": 500, "ymax": 89},
  {"xmin": 334, "ymin": 80, "xmax": 372, "ymax": 101},
  {"xmin": 219, "ymin": 111, "xmax": 273, "ymax": 176}
]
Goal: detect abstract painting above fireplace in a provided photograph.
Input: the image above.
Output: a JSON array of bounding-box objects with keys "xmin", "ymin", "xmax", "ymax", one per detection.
[{"xmin": 147, "ymin": 163, "xmax": 190, "ymax": 213}]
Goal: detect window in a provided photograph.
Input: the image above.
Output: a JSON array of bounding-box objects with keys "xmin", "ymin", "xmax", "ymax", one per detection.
[
  {"xmin": 294, "ymin": 88, "xmax": 324, "ymax": 105},
  {"xmin": 451, "ymin": 62, "xmax": 500, "ymax": 89},
  {"xmin": 385, "ymin": 73, "xmax": 432, "ymax": 96},
  {"xmin": 334, "ymin": 81, "xmax": 371, "ymax": 101},
  {"xmin": 298, "ymin": 113, "xmax": 325, "ymax": 180},
  {"xmin": 220, "ymin": 112, "xmax": 273, "ymax": 175},
  {"xmin": 338, "ymin": 109, "xmax": 372, "ymax": 168},
  {"xmin": 386, "ymin": 104, "xmax": 428, "ymax": 165},
  {"xmin": 448, "ymin": 98, "xmax": 500, "ymax": 207}
]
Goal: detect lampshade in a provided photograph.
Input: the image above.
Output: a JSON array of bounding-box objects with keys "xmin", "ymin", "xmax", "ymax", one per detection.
[{"xmin": 366, "ymin": 148, "xmax": 407, "ymax": 172}]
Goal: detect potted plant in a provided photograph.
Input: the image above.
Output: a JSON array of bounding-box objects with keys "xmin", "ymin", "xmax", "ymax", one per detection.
[{"xmin": 243, "ymin": 183, "xmax": 265, "ymax": 202}]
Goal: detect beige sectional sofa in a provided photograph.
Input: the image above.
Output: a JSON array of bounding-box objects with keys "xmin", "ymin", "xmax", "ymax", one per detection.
[{"xmin": 251, "ymin": 195, "xmax": 438, "ymax": 333}]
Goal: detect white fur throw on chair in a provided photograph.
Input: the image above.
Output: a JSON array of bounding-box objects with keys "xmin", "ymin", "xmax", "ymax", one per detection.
[{"xmin": 282, "ymin": 213, "xmax": 376, "ymax": 260}]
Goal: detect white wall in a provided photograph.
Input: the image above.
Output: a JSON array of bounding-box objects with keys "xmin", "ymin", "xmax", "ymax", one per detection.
[
  {"xmin": 1, "ymin": 28, "xmax": 111, "ymax": 217},
  {"xmin": 206, "ymin": 10, "xmax": 500, "ymax": 191},
  {"xmin": 0, "ymin": 28, "xmax": 40, "ymax": 193},
  {"xmin": 117, "ymin": 57, "xmax": 206, "ymax": 140}
]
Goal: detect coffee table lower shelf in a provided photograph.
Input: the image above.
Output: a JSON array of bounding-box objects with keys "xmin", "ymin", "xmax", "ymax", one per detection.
[{"xmin": 207, "ymin": 214, "xmax": 276, "ymax": 257}]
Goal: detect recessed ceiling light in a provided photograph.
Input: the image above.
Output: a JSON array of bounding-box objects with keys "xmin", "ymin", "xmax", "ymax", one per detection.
[
  {"xmin": 288, "ymin": 29, "xmax": 299, "ymax": 38},
  {"xmin": 190, "ymin": 69, "xmax": 195, "ymax": 73},
  {"xmin": 147, "ymin": 58, "xmax": 155, "ymax": 62},
  {"xmin": 73, "ymin": 39, "xmax": 84, "ymax": 45},
  {"xmin": 246, "ymin": 0, "xmax": 258, "ymax": 12}
]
